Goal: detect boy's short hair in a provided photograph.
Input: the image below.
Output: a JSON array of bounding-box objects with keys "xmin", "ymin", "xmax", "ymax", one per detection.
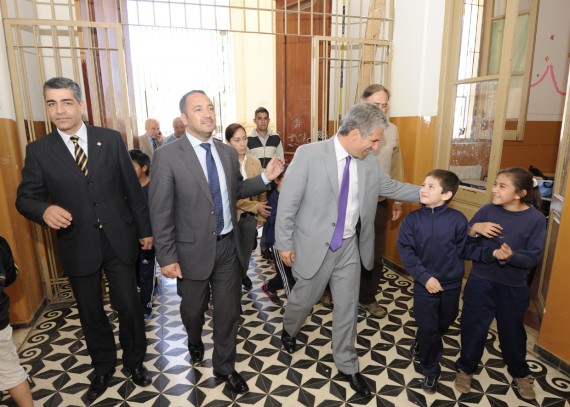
[
  {"xmin": 426, "ymin": 169, "xmax": 460, "ymax": 204},
  {"xmin": 129, "ymin": 149, "xmax": 151, "ymax": 176}
]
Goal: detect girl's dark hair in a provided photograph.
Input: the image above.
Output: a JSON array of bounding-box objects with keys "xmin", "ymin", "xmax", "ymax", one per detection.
[
  {"xmin": 224, "ymin": 123, "xmax": 246, "ymax": 142},
  {"xmin": 497, "ymin": 167, "xmax": 542, "ymax": 209},
  {"xmin": 129, "ymin": 149, "xmax": 151, "ymax": 176}
]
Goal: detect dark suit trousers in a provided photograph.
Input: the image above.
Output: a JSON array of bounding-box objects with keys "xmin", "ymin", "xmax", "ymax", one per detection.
[
  {"xmin": 359, "ymin": 200, "xmax": 388, "ymax": 304},
  {"xmin": 68, "ymin": 231, "xmax": 146, "ymax": 375},
  {"xmin": 413, "ymin": 283, "xmax": 460, "ymax": 377},
  {"xmin": 179, "ymin": 234, "xmax": 241, "ymax": 375},
  {"xmin": 456, "ymin": 274, "xmax": 530, "ymax": 378}
]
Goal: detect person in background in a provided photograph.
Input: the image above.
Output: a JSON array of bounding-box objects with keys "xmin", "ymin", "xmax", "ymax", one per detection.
[
  {"xmin": 129, "ymin": 149, "xmax": 156, "ymax": 319},
  {"xmin": 260, "ymin": 166, "xmax": 295, "ymax": 305},
  {"xmin": 455, "ymin": 167, "xmax": 546, "ymax": 401},
  {"xmin": 397, "ymin": 169, "xmax": 467, "ymax": 394},
  {"xmin": 16, "ymin": 77, "xmax": 152, "ymax": 402},
  {"xmin": 166, "ymin": 117, "xmax": 186, "ymax": 143},
  {"xmin": 0, "ymin": 236, "xmax": 34, "ymax": 407},
  {"xmin": 276, "ymin": 103, "xmax": 419, "ymax": 398},
  {"xmin": 247, "ymin": 107, "xmax": 284, "ymax": 260},
  {"xmin": 149, "ymin": 90, "xmax": 284, "ymax": 395},
  {"xmin": 138, "ymin": 118, "xmax": 162, "ymax": 159},
  {"xmin": 224, "ymin": 123, "xmax": 270, "ymax": 289}
]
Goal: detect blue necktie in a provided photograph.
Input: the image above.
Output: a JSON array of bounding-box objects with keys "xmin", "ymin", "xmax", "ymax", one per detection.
[
  {"xmin": 330, "ymin": 156, "xmax": 351, "ymax": 251},
  {"xmin": 152, "ymin": 138, "xmax": 158, "ymax": 150},
  {"xmin": 200, "ymin": 143, "xmax": 224, "ymax": 235}
]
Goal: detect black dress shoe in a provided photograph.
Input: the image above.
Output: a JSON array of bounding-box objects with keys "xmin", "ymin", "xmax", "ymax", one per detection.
[
  {"xmin": 129, "ymin": 365, "xmax": 152, "ymax": 387},
  {"xmin": 341, "ymin": 372, "xmax": 372, "ymax": 398},
  {"xmin": 188, "ymin": 342, "xmax": 204, "ymax": 363},
  {"xmin": 213, "ymin": 370, "xmax": 249, "ymax": 393},
  {"xmin": 242, "ymin": 275, "xmax": 253, "ymax": 289},
  {"xmin": 281, "ymin": 329, "xmax": 297, "ymax": 354},
  {"xmin": 85, "ymin": 371, "xmax": 113, "ymax": 401}
]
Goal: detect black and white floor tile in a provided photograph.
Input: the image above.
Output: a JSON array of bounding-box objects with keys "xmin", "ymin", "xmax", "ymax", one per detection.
[{"xmin": 2, "ymin": 250, "xmax": 570, "ymax": 406}]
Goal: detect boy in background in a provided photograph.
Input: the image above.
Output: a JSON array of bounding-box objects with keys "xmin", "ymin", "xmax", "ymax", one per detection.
[
  {"xmin": 1, "ymin": 236, "xmax": 34, "ymax": 407},
  {"xmin": 129, "ymin": 150, "xmax": 156, "ymax": 319},
  {"xmin": 261, "ymin": 168, "xmax": 295, "ymax": 304},
  {"xmin": 397, "ymin": 169, "xmax": 467, "ymax": 394}
]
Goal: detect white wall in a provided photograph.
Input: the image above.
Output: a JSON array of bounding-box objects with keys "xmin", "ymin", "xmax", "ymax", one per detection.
[
  {"xmin": 232, "ymin": 31, "xmax": 276, "ymax": 132},
  {"xmin": 391, "ymin": 0, "xmax": 445, "ymax": 118},
  {"xmin": 527, "ymin": 0, "xmax": 570, "ymax": 121}
]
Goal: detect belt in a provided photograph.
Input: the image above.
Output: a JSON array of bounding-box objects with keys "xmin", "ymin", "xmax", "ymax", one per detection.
[{"xmin": 217, "ymin": 232, "xmax": 230, "ymax": 241}]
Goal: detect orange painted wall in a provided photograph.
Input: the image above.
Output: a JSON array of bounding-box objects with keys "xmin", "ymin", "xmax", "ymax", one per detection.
[
  {"xmin": 501, "ymin": 121, "xmax": 561, "ymax": 174},
  {"xmin": 537, "ymin": 172, "xmax": 570, "ymax": 363},
  {"xmin": 384, "ymin": 116, "xmax": 437, "ymax": 265}
]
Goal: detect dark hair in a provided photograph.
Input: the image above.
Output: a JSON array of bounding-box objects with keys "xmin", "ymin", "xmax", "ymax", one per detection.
[
  {"xmin": 338, "ymin": 103, "xmax": 388, "ymax": 137},
  {"xmin": 224, "ymin": 123, "xmax": 246, "ymax": 142},
  {"xmin": 179, "ymin": 90, "xmax": 207, "ymax": 113},
  {"xmin": 426, "ymin": 169, "xmax": 460, "ymax": 204},
  {"xmin": 43, "ymin": 77, "xmax": 82, "ymax": 101},
  {"xmin": 129, "ymin": 149, "xmax": 151, "ymax": 176},
  {"xmin": 271, "ymin": 164, "xmax": 287, "ymax": 189},
  {"xmin": 254, "ymin": 107, "xmax": 269, "ymax": 116},
  {"xmin": 497, "ymin": 167, "xmax": 542, "ymax": 209},
  {"xmin": 360, "ymin": 84, "xmax": 390, "ymax": 101}
]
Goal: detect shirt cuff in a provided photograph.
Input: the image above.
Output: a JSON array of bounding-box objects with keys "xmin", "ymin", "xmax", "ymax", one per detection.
[{"xmin": 261, "ymin": 172, "xmax": 270, "ymax": 185}]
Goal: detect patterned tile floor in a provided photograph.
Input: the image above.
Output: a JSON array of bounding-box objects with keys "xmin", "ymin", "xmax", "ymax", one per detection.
[{"xmin": 2, "ymin": 249, "xmax": 569, "ymax": 406}]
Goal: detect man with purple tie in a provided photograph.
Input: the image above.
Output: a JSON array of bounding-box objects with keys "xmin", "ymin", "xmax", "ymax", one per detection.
[{"xmin": 275, "ymin": 103, "xmax": 419, "ymax": 398}]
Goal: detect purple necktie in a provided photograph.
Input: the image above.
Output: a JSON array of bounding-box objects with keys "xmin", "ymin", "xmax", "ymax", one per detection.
[{"xmin": 330, "ymin": 156, "xmax": 351, "ymax": 251}]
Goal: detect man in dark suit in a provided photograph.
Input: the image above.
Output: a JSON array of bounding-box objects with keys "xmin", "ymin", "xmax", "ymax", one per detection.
[
  {"xmin": 16, "ymin": 77, "xmax": 153, "ymax": 402},
  {"xmin": 149, "ymin": 90, "xmax": 284, "ymax": 394}
]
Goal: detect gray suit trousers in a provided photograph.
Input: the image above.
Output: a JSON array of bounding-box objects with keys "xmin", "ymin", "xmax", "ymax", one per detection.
[{"xmin": 283, "ymin": 235, "xmax": 361, "ymax": 374}]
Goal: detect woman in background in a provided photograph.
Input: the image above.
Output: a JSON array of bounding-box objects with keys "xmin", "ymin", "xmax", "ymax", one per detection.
[{"xmin": 225, "ymin": 123, "xmax": 270, "ymax": 289}]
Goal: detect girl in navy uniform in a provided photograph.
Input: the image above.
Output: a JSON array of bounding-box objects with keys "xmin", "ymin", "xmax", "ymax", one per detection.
[{"xmin": 455, "ymin": 167, "xmax": 546, "ymax": 400}]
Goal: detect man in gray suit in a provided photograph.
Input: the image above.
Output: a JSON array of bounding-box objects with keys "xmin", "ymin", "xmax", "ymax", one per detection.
[
  {"xmin": 149, "ymin": 90, "xmax": 284, "ymax": 394},
  {"xmin": 276, "ymin": 103, "xmax": 420, "ymax": 398},
  {"xmin": 138, "ymin": 118, "xmax": 162, "ymax": 159}
]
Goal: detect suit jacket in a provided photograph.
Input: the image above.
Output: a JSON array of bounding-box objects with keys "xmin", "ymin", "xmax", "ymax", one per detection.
[
  {"xmin": 16, "ymin": 126, "xmax": 152, "ymax": 276},
  {"xmin": 138, "ymin": 133, "xmax": 163, "ymax": 159},
  {"xmin": 149, "ymin": 136, "xmax": 270, "ymax": 279},
  {"xmin": 275, "ymin": 137, "xmax": 419, "ymax": 279},
  {"xmin": 236, "ymin": 154, "xmax": 267, "ymax": 223}
]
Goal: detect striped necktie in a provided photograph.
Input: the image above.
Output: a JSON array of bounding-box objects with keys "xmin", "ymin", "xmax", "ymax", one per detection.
[{"xmin": 70, "ymin": 135, "xmax": 89, "ymax": 176}]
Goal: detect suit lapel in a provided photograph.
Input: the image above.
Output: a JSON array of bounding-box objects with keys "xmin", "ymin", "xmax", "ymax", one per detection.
[
  {"xmin": 216, "ymin": 141, "xmax": 234, "ymax": 197},
  {"xmin": 86, "ymin": 126, "xmax": 102, "ymax": 178},
  {"xmin": 178, "ymin": 137, "xmax": 214, "ymax": 206},
  {"xmin": 49, "ymin": 131, "xmax": 86, "ymax": 178},
  {"xmin": 325, "ymin": 138, "xmax": 340, "ymax": 202},
  {"xmin": 357, "ymin": 158, "xmax": 366, "ymax": 213}
]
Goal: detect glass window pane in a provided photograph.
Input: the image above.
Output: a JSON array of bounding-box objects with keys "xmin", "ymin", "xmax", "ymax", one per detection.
[
  {"xmin": 512, "ymin": 14, "xmax": 529, "ymax": 73},
  {"xmin": 488, "ymin": 18, "xmax": 504, "ymax": 75},
  {"xmin": 493, "ymin": 0, "xmax": 506, "ymax": 17},
  {"xmin": 450, "ymin": 80, "xmax": 498, "ymax": 189},
  {"xmin": 458, "ymin": 1, "xmax": 485, "ymax": 80}
]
